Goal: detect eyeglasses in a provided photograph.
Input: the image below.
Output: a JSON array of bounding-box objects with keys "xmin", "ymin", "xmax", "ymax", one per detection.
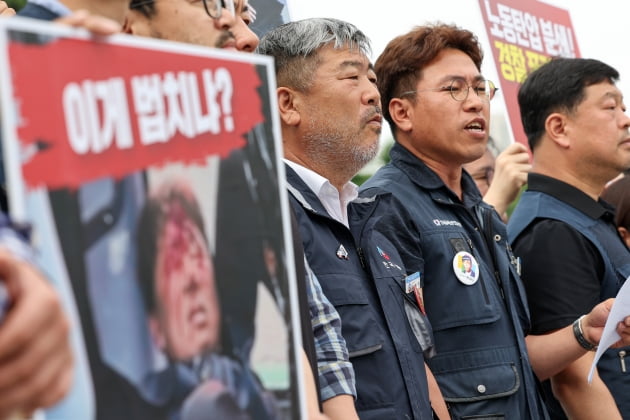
[
  {"xmin": 400, "ymin": 77, "xmax": 499, "ymax": 102},
  {"xmin": 130, "ymin": 0, "xmax": 236, "ymax": 20}
]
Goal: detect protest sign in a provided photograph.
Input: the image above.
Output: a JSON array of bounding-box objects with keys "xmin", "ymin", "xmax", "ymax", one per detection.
[
  {"xmin": 478, "ymin": 0, "xmax": 580, "ymax": 147},
  {"xmin": 0, "ymin": 17, "xmax": 303, "ymax": 420}
]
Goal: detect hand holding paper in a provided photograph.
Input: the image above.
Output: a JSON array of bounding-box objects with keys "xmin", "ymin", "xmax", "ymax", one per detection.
[{"xmin": 588, "ymin": 276, "xmax": 630, "ymax": 382}]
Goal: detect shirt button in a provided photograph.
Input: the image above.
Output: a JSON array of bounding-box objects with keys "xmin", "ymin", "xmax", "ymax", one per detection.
[{"xmin": 477, "ymin": 384, "xmax": 486, "ymax": 394}]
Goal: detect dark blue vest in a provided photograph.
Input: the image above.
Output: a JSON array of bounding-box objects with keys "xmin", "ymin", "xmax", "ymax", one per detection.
[
  {"xmin": 509, "ymin": 189, "xmax": 630, "ymax": 418},
  {"xmin": 286, "ymin": 165, "xmax": 433, "ymax": 420}
]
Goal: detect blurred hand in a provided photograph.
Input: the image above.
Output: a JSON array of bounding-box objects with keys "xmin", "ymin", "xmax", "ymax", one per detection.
[
  {"xmin": 55, "ymin": 9, "xmax": 121, "ymax": 36},
  {"xmin": 0, "ymin": 1, "xmax": 15, "ymax": 17},
  {"xmin": 0, "ymin": 250, "xmax": 73, "ymax": 418},
  {"xmin": 483, "ymin": 142, "xmax": 531, "ymax": 218}
]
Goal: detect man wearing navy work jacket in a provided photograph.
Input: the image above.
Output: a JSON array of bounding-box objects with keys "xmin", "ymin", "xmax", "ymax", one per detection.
[
  {"xmin": 359, "ymin": 23, "xmax": 630, "ymax": 420},
  {"xmin": 258, "ymin": 17, "xmax": 449, "ymax": 420}
]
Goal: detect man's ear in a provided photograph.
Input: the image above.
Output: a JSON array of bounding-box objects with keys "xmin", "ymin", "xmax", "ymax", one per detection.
[
  {"xmin": 545, "ymin": 113, "xmax": 570, "ymax": 148},
  {"xmin": 619, "ymin": 226, "xmax": 630, "ymax": 248},
  {"xmin": 122, "ymin": 13, "xmax": 133, "ymax": 34},
  {"xmin": 389, "ymin": 98, "xmax": 413, "ymax": 133},
  {"xmin": 122, "ymin": 11, "xmax": 147, "ymax": 35},
  {"xmin": 122, "ymin": 14, "xmax": 133, "ymax": 35},
  {"xmin": 277, "ymin": 86, "xmax": 301, "ymax": 126}
]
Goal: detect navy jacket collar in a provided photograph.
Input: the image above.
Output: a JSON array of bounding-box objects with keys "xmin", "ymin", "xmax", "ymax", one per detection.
[
  {"xmin": 389, "ymin": 142, "xmax": 483, "ymax": 208},
  {"xmin": 284, "ymin": 163, "xmax": 332, "ymax": 217}
]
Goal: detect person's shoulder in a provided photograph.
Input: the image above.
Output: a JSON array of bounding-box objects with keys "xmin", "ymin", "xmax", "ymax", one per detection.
[
  {"xmin": 351, "ymin": 191, "xmax": 419, "ymax": 244},
  {"xmin": 513, "ymin": 217, "xmax": 589, "ymax": 257},
  {"xmin": 359, "ymin": 164, "xmax": 406, "ymax": 196},
  {"xmin": 519, "ymin": 217, "xmax": 576, "ymax": 237}
]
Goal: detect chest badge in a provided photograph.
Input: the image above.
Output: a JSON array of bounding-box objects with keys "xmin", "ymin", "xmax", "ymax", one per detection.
[
  {"xmin": 336, "ymin": 244, "xmax": 349, "ymax": 260},
  {"xmin": 452, "ymin": 251, "xmax": 479, "ymax": 285}
]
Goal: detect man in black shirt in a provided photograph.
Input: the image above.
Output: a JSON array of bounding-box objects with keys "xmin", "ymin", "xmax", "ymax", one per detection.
[{"xmin": 508, "ymin": 57, "xmax": 630, "ymax": 419}]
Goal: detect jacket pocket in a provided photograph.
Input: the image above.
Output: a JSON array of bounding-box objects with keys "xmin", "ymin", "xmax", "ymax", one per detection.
[
  {"xmin": 424, "ymin": 232, "xmax": 502, "ymax": 332},
  {"xmin": 401, "ymin": 288, "xmax": 435, "ymax": 358},
  {"xmin": 436, "ymin": 362, "xmax": 520, "ymax": 403},
  {"xmin": 357, "ymin": 405, "xmax": 400, "ymax": 420},
  {"xmin": 356, "ymin": 404, "xmax": 400, "ymax": 420},
  {"xmin": 320, "ymin": 273, "xmax": 384, "ymax": 358}
]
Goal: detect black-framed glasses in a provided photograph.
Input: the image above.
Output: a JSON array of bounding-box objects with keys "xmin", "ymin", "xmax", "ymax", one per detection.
[
  {"xmin": 130, "ymin": 0, "xmax": 235, "ymax": 20},
  {"xmin": 400, "ymin": 77, "xmax": 499, "ymax": 102}
]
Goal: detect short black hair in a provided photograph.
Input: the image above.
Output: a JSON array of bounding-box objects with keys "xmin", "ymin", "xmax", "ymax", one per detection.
[
  {"xmin": 129, "ymin": 0, "xmax": 156, "ymax": 18},
  {"xmin": 518, "ymin": 57, "xmax": 619, "ymax": 151}
]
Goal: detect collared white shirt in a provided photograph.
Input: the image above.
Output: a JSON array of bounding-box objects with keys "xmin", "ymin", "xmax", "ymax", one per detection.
[
  {"xmin": 24, "ymin": 0, "xmax": 72, "ymax": 16},
  {"xmin": 285, "ymin": 159, "xmax": 358, "ymax": 227}
]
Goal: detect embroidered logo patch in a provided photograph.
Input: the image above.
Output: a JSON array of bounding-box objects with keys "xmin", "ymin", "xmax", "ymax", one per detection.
[
  {"xmin": 336, "ymin": 244, "xmax": 349, "ymax": 260},
  {"xmin": 433, "ymin": 219, "xmax": 463, "ymax": 227},
  {"xmin": 377, "ymin": 246, "xmax": 390, "ymax": 260}
]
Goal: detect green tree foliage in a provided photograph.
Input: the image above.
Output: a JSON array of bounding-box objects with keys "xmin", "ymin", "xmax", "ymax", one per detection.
[
  {"xmin": 6, "ymin": 0, "xmax": 26, "ymax": 11},
  {"xmin": 351, "ymin": 139, "xmax": 393, "ymax": 186}
]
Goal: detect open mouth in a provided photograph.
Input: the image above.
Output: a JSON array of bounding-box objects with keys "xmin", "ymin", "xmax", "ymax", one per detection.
[
  {"xmin": 189, "ymin": 305, "xmax": 208, "ymax": 328},
  {"xmin": 465, "ymin": 119, "xmax": 486, "ymax": 133}
]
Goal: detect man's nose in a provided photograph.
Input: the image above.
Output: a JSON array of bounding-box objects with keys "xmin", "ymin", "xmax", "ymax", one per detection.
[{"xmin": 214, "ymin": 9, "xmax": 259, "ymax": 52}]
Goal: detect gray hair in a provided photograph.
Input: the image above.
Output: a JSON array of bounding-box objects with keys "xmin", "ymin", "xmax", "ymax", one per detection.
[{"xmin": 256, "ymin": 18, "xmax": 372, "ymax": 91}]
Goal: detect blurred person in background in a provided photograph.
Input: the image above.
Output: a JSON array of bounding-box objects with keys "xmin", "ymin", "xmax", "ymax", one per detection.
[
  {"xmin": 463, "ymin": 137, "xmax": 530, "ymax": 220},
  {"xmin": 601, "ymin": 174, "xmax": 630, "ymax": 248}
]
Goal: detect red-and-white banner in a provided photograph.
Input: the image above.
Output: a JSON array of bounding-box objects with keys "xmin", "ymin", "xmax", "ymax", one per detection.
[
  {"xmin": 478, "ymin": 0, "xmax": 580, "ymax": 147},
  {"xmin": 9, "ymin": 35, "xmax": 263, "ymax": 189}
]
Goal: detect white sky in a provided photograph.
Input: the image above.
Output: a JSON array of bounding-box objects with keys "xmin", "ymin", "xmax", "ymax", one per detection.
[{"xmin": 285, "ymin": 0, "xmax": 630, "ymax": 147}]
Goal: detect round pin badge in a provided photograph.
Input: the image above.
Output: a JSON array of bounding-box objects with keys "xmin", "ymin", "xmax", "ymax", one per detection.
[{"xmin": 452, "ymin": 251, "xmax": 479, "ymax": 285}]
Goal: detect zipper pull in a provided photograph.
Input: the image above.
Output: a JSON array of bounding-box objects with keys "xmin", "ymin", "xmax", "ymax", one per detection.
[
  {"xmin": 357, "ymin": 247, "xmax": 366, "ymax": 269},
  {"xmin": 619, "ymin": 350, "xmax": 627, "ymax": 373}
]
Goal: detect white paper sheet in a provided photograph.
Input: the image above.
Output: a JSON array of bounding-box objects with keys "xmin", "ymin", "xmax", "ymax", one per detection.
[{"xmin": 588, "ymin": 275, "xmax": 630, "ymax": 382}]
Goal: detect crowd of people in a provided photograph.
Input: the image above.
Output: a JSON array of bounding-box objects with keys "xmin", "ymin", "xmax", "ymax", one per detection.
[{"xmin": 1, "ymin": 1, "xmax": 630, "ymax": 419}]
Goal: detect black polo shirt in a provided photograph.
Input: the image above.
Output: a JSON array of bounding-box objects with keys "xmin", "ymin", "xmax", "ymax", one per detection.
[{"xmin": 512, "ymin": 173, "xmax": 617, "ymax": 334}]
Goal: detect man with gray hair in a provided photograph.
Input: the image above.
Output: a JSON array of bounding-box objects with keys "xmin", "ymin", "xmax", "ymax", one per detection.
[{"xmin": 258, "ymin": 18, "xmax": 443, "ymax": 419}]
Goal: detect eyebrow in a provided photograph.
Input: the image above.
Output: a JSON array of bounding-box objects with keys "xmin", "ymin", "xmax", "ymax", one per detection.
[
  {"xmin": 338, "ymin": 60, "xmax": 370, "ymax": 72},
  {"xmin": 598, "ymin": 90, "xmax": 626, "ymax": 106},
  {"xmin": 436, "ymin": 74, "xmax": 485, "ymax": 85},
  {"xmin": 603, "ymin": 91, "xmax": 622, "ymax": 99}
]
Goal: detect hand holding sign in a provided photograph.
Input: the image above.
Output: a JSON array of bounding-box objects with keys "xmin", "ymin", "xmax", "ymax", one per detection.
[{"xmin": 0, "ymin": 251, "xmax": 73, "ymax": 418}]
